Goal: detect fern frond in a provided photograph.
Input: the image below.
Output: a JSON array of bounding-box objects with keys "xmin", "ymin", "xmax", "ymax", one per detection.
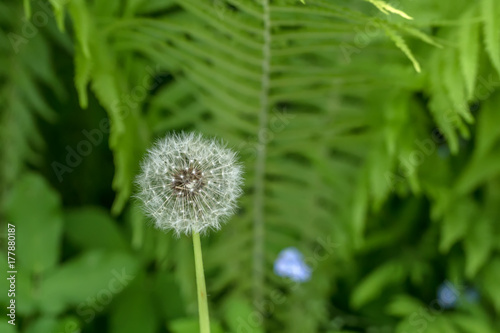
[
  {"xmin": 382, "ymin": 25, "xmax": 421, "ymax": 73},
  {"xmin": 459, "ymin": 7, "xmax": 480, "ymax": 99},
  {"xmin": 364, "ymin": 0, "xmax": 413, "ymax": 20},
  {"xmin": 0, "ymin": 2, "xmax": 60, "ymax": 205},
  {"xmin": 481, "ymin": 0, "xmax": 500, "ymax": 75}
]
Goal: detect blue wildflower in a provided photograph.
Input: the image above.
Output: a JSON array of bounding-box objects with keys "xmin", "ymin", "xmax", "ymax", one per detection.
[
  {"xmin": 274, "ymin": 247, "xmax": 311, "ymax": 282},
  {"xmin": 437, "ymin": 281, "xmax": 459, "ymax": 309}
]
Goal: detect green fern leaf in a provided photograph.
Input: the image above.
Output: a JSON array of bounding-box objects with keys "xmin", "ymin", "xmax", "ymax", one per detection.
[
  {"xmin": 382, "ymin": 25, "xmax": 421, "ymax": 72},
  {"xmin": 49, "ymin": 0, "xmax": 66, "ymax": 31},
  {"xmin": 365, "ymin": 0, "xmax": 413, "ymax": 20},
  {"xmin": 74, "ymin": 47, "xmax": 91, "ymax": 108},
  {"xmin": 464, "ymin": 216, "xmax": 493, "ymax": 278},
  {"xmin": 351, "ymin": 261, "xmax": 405, "ymax": 309},
  {"xmin": 481, "ymin": 0, "xmax": 500, "ymax": 75},
  {"xmin": 459, "ymin": 7, "xmax": 480, "ymax": 99},
  {"xmin": 68, "ymin": 0, "xmax": 91, "ymax": 58}
]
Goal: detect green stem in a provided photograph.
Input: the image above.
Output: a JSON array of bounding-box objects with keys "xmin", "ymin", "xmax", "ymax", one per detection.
[{"xmin": 192, "ymin": 231, "xmax": 210, "ymax": 333}]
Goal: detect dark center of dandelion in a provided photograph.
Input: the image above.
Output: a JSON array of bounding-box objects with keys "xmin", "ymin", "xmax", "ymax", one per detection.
[{"xmin": 171, "ymin": 167, "xmax": 205, "ymax": 197}]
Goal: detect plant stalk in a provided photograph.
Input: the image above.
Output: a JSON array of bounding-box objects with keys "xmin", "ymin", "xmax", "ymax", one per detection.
[{"xmin": 192, "ymin": 231, "xmax": 211, "ymax": 333}]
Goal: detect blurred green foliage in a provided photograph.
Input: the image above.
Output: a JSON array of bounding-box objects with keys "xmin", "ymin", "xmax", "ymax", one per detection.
[{"xmin": 1, "ymin": 0, "xmax": 500, "ymax": 332}]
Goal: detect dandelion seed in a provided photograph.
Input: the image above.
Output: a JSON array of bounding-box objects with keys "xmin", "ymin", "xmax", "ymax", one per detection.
[{"xmin": 135, "ymin": 132, "xmax": 243, "ymax": 236}]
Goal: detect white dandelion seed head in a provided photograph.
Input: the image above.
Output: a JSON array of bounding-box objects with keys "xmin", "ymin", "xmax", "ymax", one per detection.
[{"xmin": 135, "ymin": 132, "xmax": 243, "ymax": 236}]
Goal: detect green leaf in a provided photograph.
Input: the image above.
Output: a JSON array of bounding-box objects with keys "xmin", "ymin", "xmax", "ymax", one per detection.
[
  {"xmin": 442, "ymin": 47, "xmax": 472, "ymax": 124},
  {"xmin": 455, "ymin": 147, "xmax": 500, "ymax": 195},
  {"xmin": 24, "ymin": 317, "xmax": 58, "ymax": 333},
  {"xmin": 93, "ymin": 0, "xmax": 121, "ymax": 17},
  {"xmin": 67, "ymin": 0, "xmax": 91, "ymax": 58},
  {"xmin": 109, "ymin": 275, "xmax": 158, "ymax": 333},
  {"xmin": 223, "ymin": 297, "xmax": 265, "ymax": 333},
  {"xmin": 396, "ymin": 24, "xmax": 442, "ymax": 48},
  {"xmin": 65, "ymin": 207, "xmax": 129, "ymax": 251},
  {"xmin": 54, "ymin": 317, "xmax": 82, "ymax": 333},
  {"xmin": 0, "ymin": 320, "xmax": 17, "ymax": 333},
  {"xmin": 48, "ymin": 0, "xmax": 66, "ymax": 31},
  {"xmin": 38, "ymin": 250, "xmax": 138, "ymax": 314},
  {"xmin": 173, "ymin": 237, "xmax": 197, "ymax": 309},
  {"xmin": 482, "ymin": 0, "xmax": 500, "ymax": 75},
  {"xmin": 479, "ymin": 258, "xmax": 500, "ymax": 312},
  {"xmin": 15, "ymin": 268, "xmax": 37, "ymax": 316},
  {"xmin": 386, "ymin": 294, "xmax": 424, "ymax": 317},
  {"xmin": 365, "ymin": 0, "xmax": 413, "ymax": 20},
  {"xmin": 432, "ymin": 316, "xmax": 459, "ymax": 333},
  {"xmin": 464, "ymin": 216, "xmax": 493, "ymax": 278},
  {"xmin": 88, "ymin": 35, "xmax": 147, "ymax": 215},
  {"xmin": 439, "ymin": 198, "xmax": 476, "ymax": 253},
  {"xmin": 474, "ymin": 94, "xmax": 500, "ymax": 159},
  {"xmin": 451, "ymin": 313, "xmax": 496, "ymax": 333},
  {"xmin": 74, "ymin": 47, "xmax": 91, "ymax": 109},
  {"xmin": 4, "ymin": 172, "xmax": 63, "ymax": 274},
  {"xmin": 152, "ymin": 272, "xmax": 186, "ymax": 320},
  {"xmin": 459, "ymin": 8, "xmax": 480, "ymax": 99},
  {"xmin": 351, "ymin": 261, "xmax": 405, "ymax": 308},
  {"xmin": 394, "ymin": 316, "xmax": 423, "ymax": 333},
  {"xmin": 383, "ymin": 26, "xmax": 421, "ymax": 73}
]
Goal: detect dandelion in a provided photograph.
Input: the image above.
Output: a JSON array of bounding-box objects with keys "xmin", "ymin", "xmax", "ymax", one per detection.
[
  {"xmin": 136, "ymin": 132, "xmax": 243, "ymax": 333},
  {"xmin": 135, "ymin": 132, "xmax": 243, "ymax": 236},
  {"xmin": 274, "ymin": 247, "xmax": 312, "ymax": 282}
]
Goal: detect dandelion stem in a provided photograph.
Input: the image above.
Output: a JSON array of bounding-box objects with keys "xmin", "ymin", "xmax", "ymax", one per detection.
[{"xmin": 192, "ymin": 231, "xmax": 211, "ymax": 333}]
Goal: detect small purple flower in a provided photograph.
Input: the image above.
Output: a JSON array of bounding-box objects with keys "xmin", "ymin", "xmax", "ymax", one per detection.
[
  {"xmin": 437, "ymin": 281, "xmax": 459, "ymax": 309},
  {"xmin": 274, "ymin": 247, "xmax": 311, "ymax": 282}
]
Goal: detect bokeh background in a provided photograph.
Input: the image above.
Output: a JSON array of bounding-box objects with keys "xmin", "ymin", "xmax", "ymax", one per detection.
[{"xmin": 1, "ymin": 0, "xmax": 500, "ymax": 332}]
